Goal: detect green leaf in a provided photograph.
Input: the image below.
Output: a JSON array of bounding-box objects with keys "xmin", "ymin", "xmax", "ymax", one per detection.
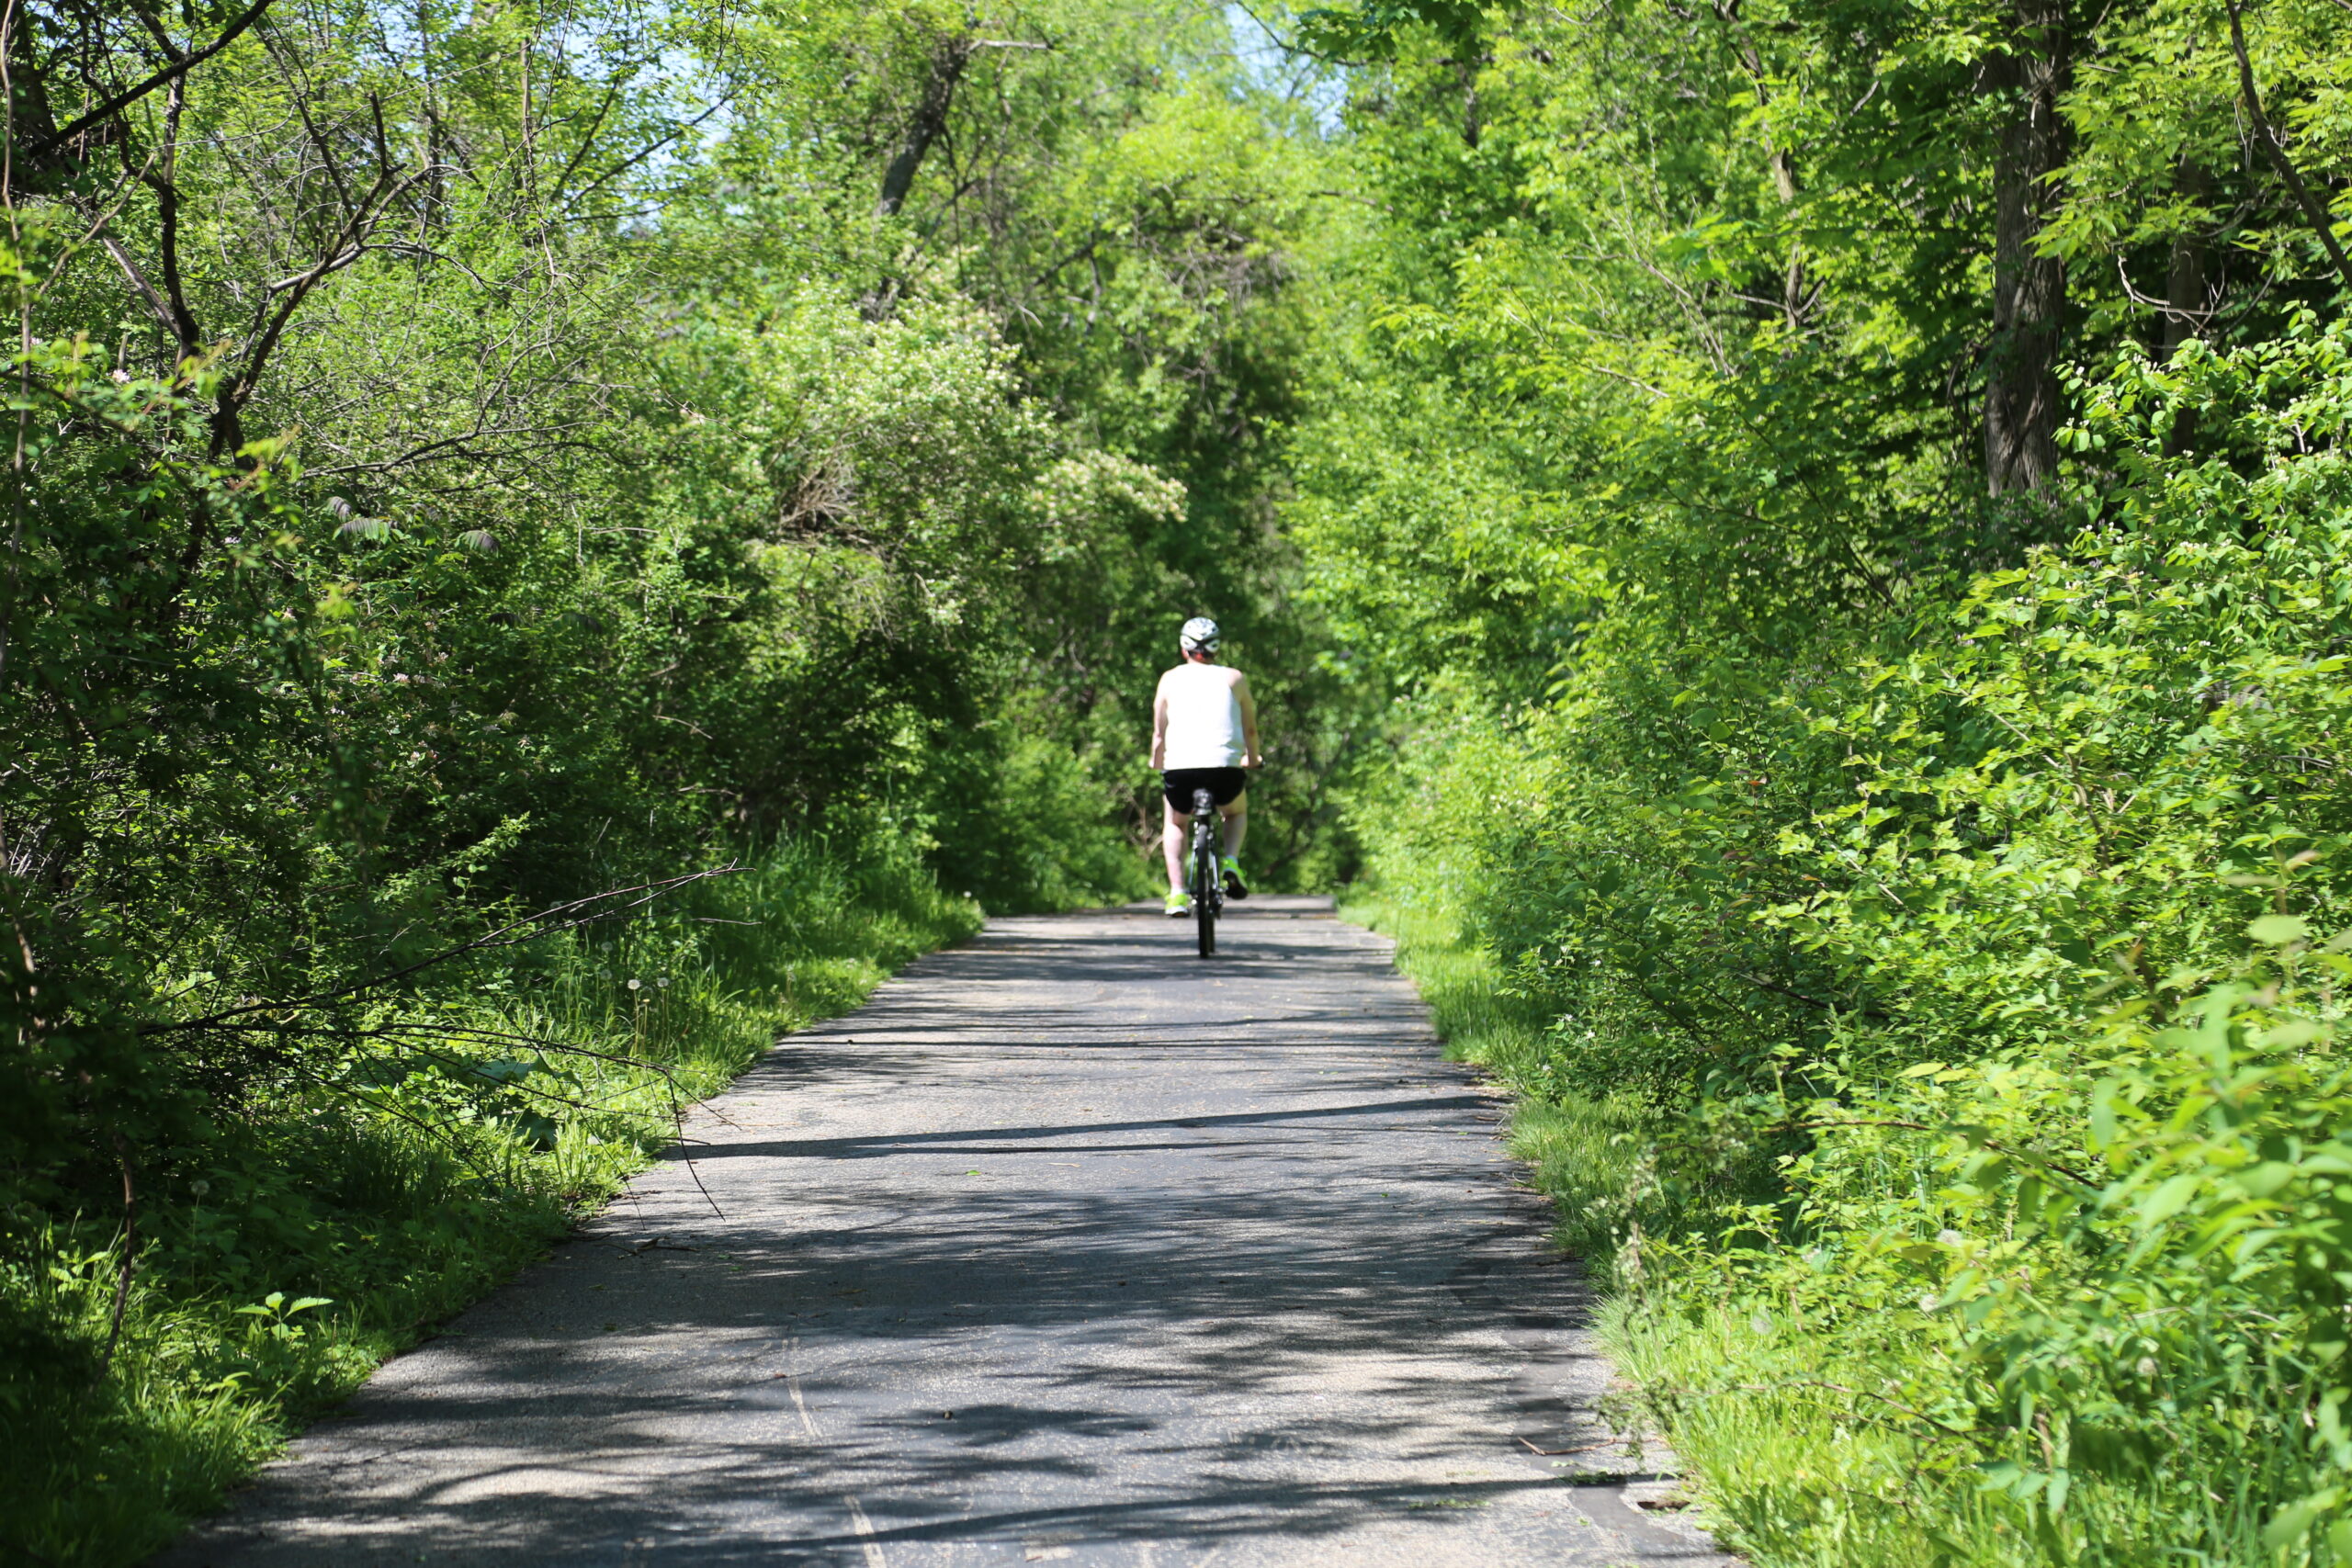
[
  {"xmin": 1976, "ymin": 1460, "xmax": 2026, "ymax": 1494},
  {"xmin": 2140, "ymin": 1173, "xmax": 2201, "ymax": 1228},
  {"xmin": 2265, "ymin": 1488, "xmax": 2342, "ymax": 1551},
  {"xmin": 2249, "ymin": 915, "xmax": 2311, "ymax": 945}
]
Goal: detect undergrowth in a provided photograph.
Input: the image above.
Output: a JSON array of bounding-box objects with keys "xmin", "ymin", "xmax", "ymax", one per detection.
[
  {"xmin": 1355, "ymin": 886, "xmax": 2352, "ymax": 1568},
  {"xmin": 1345, "ymin": 889, "xmax": 2057, "ymax": 1563},
  {"xmin": 1321, "ymin": 320, "xmax": 2352, "ymax": 1567},
  {"xmin": 3, "ymin": 829, "xmax": 979, "ymax": 1568}
]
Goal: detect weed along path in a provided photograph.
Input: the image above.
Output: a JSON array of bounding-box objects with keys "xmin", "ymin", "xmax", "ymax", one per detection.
[{"xmin": 159, "ymin": 897, "xmax": 1724, "ymax": 1568}]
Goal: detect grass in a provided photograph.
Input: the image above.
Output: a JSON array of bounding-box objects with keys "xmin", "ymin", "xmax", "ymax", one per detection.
[
  {"xmin": 1343, "ymin": 890, "xmax": 2294, "ymax": 1568},
  {"xmin": 1597, "ymin": 1296, "xmax": 2237, "ymax": 1567},
  {"xmin": 1601, "ymin": 1303, "xmax": 1984, "ymax": 1568},
  {"xmin": 1339, "ymin": 892, "xmax": 1646, "ymax": 1264},
  {"xmin": 1343, "ymin": 892, "xmax": 1950, "ymax": 1562},
  {"xmin": 5, "ymin": 831, "xmax": 982, "ymax": 1568}
]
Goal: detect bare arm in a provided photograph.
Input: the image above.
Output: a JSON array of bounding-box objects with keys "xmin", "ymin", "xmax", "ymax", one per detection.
[
  {"xmin": 1150, "ymin": 682, "xmax": 1170, "ymax": 769},
  {"xmin": 1233, "ymin": 673, "xmax": 1262, "ymax": 769}
]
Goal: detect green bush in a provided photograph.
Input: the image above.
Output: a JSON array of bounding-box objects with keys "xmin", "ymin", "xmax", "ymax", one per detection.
[
  {"xmin": 1334, "ymin": 313, "xmax": 2352, "ymax": 1565},
  {"xmin": 0, "ymin": 828, "xmax": 978, "ymax": 1567},
  {"xmin": 1612, "ymin": 956, "xmax": 2352, "ymax": 1566}
]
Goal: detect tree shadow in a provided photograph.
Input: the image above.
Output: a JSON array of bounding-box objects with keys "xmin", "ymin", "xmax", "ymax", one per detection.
[{"xmin": 155, "ymin": 899, "xmax": 1728, "ymax": 1568}]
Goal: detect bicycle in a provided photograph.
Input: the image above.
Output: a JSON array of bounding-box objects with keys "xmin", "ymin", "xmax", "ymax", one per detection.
[{"xmin": 1185, "ymin": 786, "xmax": 1225, "ymax": 958}]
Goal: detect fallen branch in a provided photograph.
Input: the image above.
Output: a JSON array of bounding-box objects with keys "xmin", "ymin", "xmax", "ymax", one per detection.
[
  {"xmin": 1791, "ymin": 1116, "xmax": 2098, "ymax": 1190},
  {"xmin": 1736, "ymin": 1379, "xmax": 1981, "ymax": 1440}
]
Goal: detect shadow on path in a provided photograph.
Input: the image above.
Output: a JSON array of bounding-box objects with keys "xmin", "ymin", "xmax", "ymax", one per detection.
[{"xmin": 158, "ymin": 897, "xmax": 1729, "ymax": 1568}]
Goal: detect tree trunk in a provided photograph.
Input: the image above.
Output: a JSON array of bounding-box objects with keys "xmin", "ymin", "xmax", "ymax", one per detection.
[
  {"xmin": 877, "ymin": 36, "xmax": 971, "ymax": 219},
  {"xmin": 2161, "ymin": 157, "xmax": 2211, "ymax": 452},
  {"xmin": 2161, "ymin": 161, "xmax": 2211, "ymax": 360},
  {"xmin": 1713, "ymin": 2, "xmax": 1808, "ymax": 332},
  {"xmin": 1983, "ymin": 2, "xmax": 2071, "ymax": 497}
]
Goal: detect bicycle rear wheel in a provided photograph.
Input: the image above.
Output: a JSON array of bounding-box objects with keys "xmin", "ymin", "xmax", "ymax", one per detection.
[{"xmin": 1191, "ymin": 804, "xmax": 1218, "ymax": 959}]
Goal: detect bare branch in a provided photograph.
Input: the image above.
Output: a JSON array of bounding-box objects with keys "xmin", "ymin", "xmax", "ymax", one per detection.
[
  {"xmin": 141, "ymin": 866, "xmax": 744, "ymax": 1035},
  {"xmin": 566, "ymin": 97, "xmax": 730, "ymax": 210},
  {"xmin": 18, "ymin": 0, "xmax": 280, "ymax": 165},
  {"xmin": 2225, "ymin": 0, "xmax": 2352, "ymax": 294},
  {"xmin": 302, "ymin": 419, "xmax": 597, "ymax": 477},
  {"xmin": 548, "ymin": 78, "xmax": 624, "ymax": 197},
  {"xmin": 225, "ymin": 163, "xmax": 443, "ymax": 428},
  {"xmin": 96, "ymin": 232, "xmax": 178, "ymax": 338}
]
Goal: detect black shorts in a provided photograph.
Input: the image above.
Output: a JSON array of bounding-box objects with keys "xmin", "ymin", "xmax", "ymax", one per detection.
[{"xmin": 1163, "ymin": 767, "xmax": 1247, "ymax": 814}]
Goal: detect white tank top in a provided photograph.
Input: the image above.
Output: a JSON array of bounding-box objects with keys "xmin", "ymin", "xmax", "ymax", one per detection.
[{"xmin": 1161, "ymin": 662, "xmax": 1245, "ymax": 769}]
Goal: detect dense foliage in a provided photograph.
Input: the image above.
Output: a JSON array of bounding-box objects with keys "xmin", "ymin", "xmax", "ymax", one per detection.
[
  {"xmin": 14, "ymin": 0, "xmax": 2352, "ymax": 1560},
  {"xmin": 0, "ymin": 1, "xmax": 1342, "ymax": 1557},
  {"xmin": 1290, "ymin": 0, "xmax": 2352, "ymax": 1562}
]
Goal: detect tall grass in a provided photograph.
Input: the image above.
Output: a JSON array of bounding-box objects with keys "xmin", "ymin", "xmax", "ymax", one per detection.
[
  {"xmin": 1351, "ymin": 889, "xmax": 2346, "ymax": 1568},
  {"xmin": 1594, "ymin": 1300, "xmax": 2230, "ymax": 1568},
  {"xmin": 3, "ymin": 830, "xmax": 979, "ymax": 1568},
  {"xmin": 1340, "ymin": 894, "xmax": 1649, "ymax": 1266},
  {"xmin": 1347, "ymin": 891, "xmax": 1958, "ymax": 1562}
]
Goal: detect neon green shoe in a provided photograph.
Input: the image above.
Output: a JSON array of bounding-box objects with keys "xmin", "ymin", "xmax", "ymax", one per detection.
[
  {"xmin": 1221, "ymin": 856, "xmax": 1249, "ymax": 899},
  {"xmin": 1165, "ymin": 889, "xmax": 1193, "ymax": 918}
]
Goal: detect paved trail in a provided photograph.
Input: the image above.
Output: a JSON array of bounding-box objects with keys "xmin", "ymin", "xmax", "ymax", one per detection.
[{"xmin": 162, "ymin": 897, "xmax": 1724, "ymax": 1567}]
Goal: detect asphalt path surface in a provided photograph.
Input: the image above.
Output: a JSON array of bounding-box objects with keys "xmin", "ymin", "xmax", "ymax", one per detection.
[{"xmin": 159, "ymin": 896, "xmax": 1726, "ymax": 1567}]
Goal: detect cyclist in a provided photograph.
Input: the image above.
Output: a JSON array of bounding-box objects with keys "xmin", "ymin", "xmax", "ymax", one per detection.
[{"xmin": 1150, "ymin": 615, "xmax": 1261, "ymax": 918}]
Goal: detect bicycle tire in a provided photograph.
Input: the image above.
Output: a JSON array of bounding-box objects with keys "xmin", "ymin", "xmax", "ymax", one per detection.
[{"xmin": 1191, "ymin": 795, "xmax": 1218, "ymax": 959}]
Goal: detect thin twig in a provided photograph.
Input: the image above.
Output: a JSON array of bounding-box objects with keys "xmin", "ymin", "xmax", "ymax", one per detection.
[
  {"xmin": 564, "ymin": 98, "xmax": 731, "ymax": 209},
  {"xmin": 2224, "ymin": 0, "xmax": 2352, "ymax": 294},
  {"xmin": 143, "ymin": 866, "xmax": 741, "ymax": 1034},
  {"xmin": 20, "ymin": 0, "xmax": 281, "ymax": 165}
]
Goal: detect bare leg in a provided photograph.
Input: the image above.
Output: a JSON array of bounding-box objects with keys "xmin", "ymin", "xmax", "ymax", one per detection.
[
  {"xmin": 1165, "ymin": 791, "xmax": 1248, "ymax": 892},
  {"xmin": 1162, "ymin": 801, "xmax": 1187, "ymax": 891}
]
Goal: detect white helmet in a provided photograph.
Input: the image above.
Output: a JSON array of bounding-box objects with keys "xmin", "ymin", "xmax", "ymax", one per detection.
[{"xmin": 1179, "ymin": 615, "xmax": 1220, "ymax": 654}]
